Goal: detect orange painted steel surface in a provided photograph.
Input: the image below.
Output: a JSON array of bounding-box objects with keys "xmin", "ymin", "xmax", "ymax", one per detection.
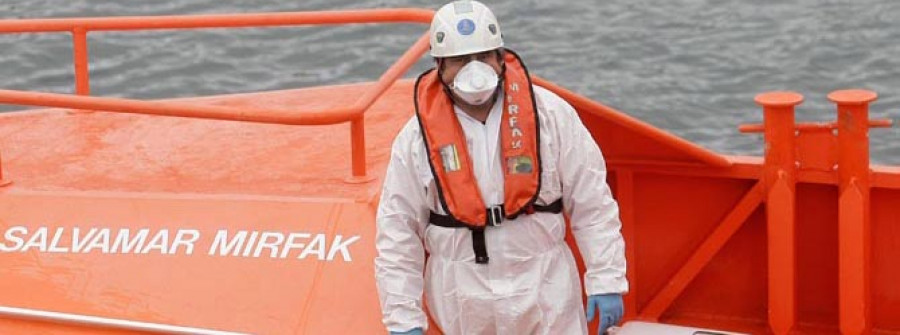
[
  {"xmin": 0, "ymin": 29, "xmax": 430, "ymax": 179},
  {"xmin": 71, "ymin": 27, "xmax": 90, "ymax": 96},
  {"xmin": 542, "ymin": 82, "xmax": 897, "ymax": 334},
  {"xmin": 0, "ymin": 9, "xmax": 433, "ymax": 180},
  {"xmin": 0, "ymin": 151, "xmax": 10, "ymax": 187},
  {"xmin": 758, "ymin": 92, "xmax": 803, "ymax": 334},
  {"xmin": 2, "ymin": 8, "xmax": 900, "ymax": 335},
  {"xmin": 830, "ymin": 90, "xmax": 878, "ymax": 335},
  {"xmin": 0, "ymin": 82, "xmax": 413, "ymax": 198},
  {"xmin": 0, "ymin": 191, "xmax": 380, "ymax": 334}
]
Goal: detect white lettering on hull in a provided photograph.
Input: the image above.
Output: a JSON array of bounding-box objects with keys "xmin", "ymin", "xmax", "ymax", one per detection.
[{"xmin": 0, "ymin": 226, "xmax": 360, "ymax": 262}]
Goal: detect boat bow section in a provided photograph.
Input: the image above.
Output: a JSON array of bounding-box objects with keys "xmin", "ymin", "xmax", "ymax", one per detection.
[{"xmin": 0, "ymin": 82, "xmax": 416, "ymax": 334}]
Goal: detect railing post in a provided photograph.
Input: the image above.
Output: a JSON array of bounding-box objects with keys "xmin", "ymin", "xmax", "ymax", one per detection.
[
  {"xmin": 72, "ymin": 27, "xmax": 90, "ymax": 96},
  {"xmin": 755, "ymin": 91, "xmax": 803, "ymax": 335},
  {"xmin": 345, "ymin": 116, "xmax": 374, "ymax": 183},
  {"xmin": 0, "ymin": 151, "xmax": 10, "ymax": 187},
  {"xmin": 829, "ymin": 89, "xmax": 876, "ymax": 335},
  {"xmin": 71, "ymin": 26, "xmax": 92, "ymax": 114}
]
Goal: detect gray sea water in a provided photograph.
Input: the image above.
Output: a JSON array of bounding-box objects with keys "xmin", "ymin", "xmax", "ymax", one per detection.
[{"xmin": 2, "ymin": 0, "xmax": 899, "ymax": 164}]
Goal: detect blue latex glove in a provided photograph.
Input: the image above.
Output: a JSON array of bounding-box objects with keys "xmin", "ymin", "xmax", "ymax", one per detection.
[
  {"xmin": 389, "ymin": 328, "xmax": 423, "ymax": 335},
  {"xmin": 586, "ymin": 293, "xmax": 624, "ymax": 334}
]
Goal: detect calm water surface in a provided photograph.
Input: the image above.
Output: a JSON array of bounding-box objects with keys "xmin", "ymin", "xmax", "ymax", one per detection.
[{"xmin": 2, "ymin": 0, "xmax": 899, "ymax": 163}]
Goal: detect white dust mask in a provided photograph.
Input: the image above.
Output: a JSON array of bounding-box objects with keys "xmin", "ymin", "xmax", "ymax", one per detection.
[{"xmin": 452, "ymin": 60, "xmax": 499, "ymax": 105}]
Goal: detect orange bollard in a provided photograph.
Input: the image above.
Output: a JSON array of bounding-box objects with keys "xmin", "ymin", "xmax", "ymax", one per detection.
[
  {"xmin": 829, "ymin": 89, "xmax": 877, "ymax": 335},
  {"xmin": 755, "ymin": 91, "xmax": 803, "ymax": 335}
]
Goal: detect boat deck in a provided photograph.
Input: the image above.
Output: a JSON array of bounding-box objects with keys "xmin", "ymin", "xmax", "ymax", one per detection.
[{"xmin": 0, "ymin": 80, "xmax": 415, "ymax": 200}]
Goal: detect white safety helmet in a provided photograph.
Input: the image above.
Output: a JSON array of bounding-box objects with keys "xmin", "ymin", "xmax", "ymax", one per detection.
[{"xmin": 430, "ymin": 0, "xmax": 504, "ymax": 58}]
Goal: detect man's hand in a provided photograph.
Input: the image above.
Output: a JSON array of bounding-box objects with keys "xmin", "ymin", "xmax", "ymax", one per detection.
[
  {"xmin": 390, "ymin": 327, "xmax": 423, "ymax": 335},
  {"xmin": 586, "ymin": 293, "xmax": 624, "ymax": 334}
]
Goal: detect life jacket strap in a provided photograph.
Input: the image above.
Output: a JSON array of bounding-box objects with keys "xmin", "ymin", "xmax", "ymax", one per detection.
[
  {"xmin": 428, "ymin": 198, "xmax": 564, "ymax": 264},
  {"xmin": 472, "ymin": 229, "xmax": 488, "ymax": 264}
]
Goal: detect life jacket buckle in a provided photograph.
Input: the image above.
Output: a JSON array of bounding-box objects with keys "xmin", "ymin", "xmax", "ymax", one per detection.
[{"xmin": 487, "ymin": 205, "xmax": 505, "ymax": 226}]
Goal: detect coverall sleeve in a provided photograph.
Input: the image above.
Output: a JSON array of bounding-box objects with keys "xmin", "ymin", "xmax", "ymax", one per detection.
[
  {"xmin": 374, "ymin": 126, "xmax": 430, "ymax": 332},
  {"xmin": 552, "ymin": 93, "xmax": 629, "ymax": 296}
]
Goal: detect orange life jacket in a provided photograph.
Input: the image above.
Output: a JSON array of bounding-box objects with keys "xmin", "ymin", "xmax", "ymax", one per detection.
[{"xmin": 414, "ymin": 50, "xmax": 542, "ymax": 230}]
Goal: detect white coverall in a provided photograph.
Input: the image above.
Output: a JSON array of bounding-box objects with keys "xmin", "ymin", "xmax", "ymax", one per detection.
[{"xmin": 375, "ymin": 86, "xmax": 628, "ymax": 335}]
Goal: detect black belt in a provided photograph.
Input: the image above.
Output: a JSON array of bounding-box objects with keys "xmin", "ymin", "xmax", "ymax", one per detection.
[{"xmin": 429, "ymin": 199, "xmax": 563, "ymax": 264}]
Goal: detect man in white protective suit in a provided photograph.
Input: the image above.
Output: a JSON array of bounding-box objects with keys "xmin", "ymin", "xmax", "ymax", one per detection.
[{"xmin": 375, "ymin": 1, "xmax": 628, "ymax": 334}]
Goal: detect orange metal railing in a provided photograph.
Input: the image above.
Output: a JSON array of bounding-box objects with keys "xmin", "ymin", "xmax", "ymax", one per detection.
[
  {"xmin": 0, "ymin": 9, "xmax": 434, "ymax": 181},
  {"xmin": 533, "ymin": 77, "xmax": 733, "ymax": 168},
  {"xmin": 0, "ymin": 9, "xmax": 738, "ymax": 181}
]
